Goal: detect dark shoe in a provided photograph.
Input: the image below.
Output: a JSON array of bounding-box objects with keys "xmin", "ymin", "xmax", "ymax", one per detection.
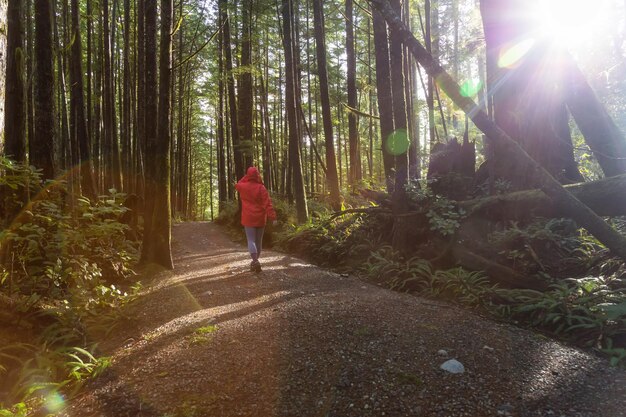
[{"xmin": 251, "ymin": 260, "xmax": 262, "ymax": 273}]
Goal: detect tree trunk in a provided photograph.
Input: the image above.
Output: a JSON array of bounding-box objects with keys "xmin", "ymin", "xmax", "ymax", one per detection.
[
  {"xmin": 70, "ymin": 0, "xmax": 97, "ymax": 198},
  {"xmin": 136, "ymin": 0, "xmax": 146, "ymax": 196},
  {"xmin": 370, "ymin": 0, "xmax": 626, "ymax": 260},
  {"xmin": 140, "ymin": 0, "xmax": 158, "ymax": 264},
  {"xmin": 403, "ymin": 0, "xmax": 418, "ymax": 179},
  {"xmin": 562, "ymin": 51, "xmax": 626, "ymax": 177},
  {"xmin": 103, "ymin": 0, "xmax": 122, "ymax": 191},
  {"xmin": 4, "ymin": 0, "xmax": 26, "ymax": 163},
  {"xmin": 312, "ymin": 0, "xmax": 341, "ymax": 209},
  {"xmin": 122, "ymin": 0, "xmax": 132, "ymax": 192},
  {"xmin": 346, "ymin": 0, "xmax": 361, "ymax": 185},
  {"xmin": 220, "ymin": 0, "xmax": 244, "ymax": 180},
  {"xmin": 425, "ymin": 0, "xmax": 436, "ymax": 147},
  {"xmin": 371, "ymin": 7, "xmax": 395, "ymax": 192},
  {"xmin": 281, "ymin": 0, "xmax": 308, "ymax": 223},
  {"xmin": 389, "ymin": 0, "xmax": 410, "ymax": 252},
  {"xmin": 26, "ymin": 0, "xmax": 34, "ymax": 164},
  {"xmin": 217, "ymin": 3, "xmax": 227, "ymax": 210},
  {"xmin": 3, "ymin": 0, "xmax": 27, "ymax": 217},
  {"xmin": 144, "ymin": 0, "xmax": 174, "ymax": 269},
  {"xmin": 52, "ymin": 0, "xmax": 71, "ymax": 176},
  {"xmin": 238, "ymin": 0, "xmax": 254, "ymax": 171},
  {"xmin": 86, "ymin": 0, "xmax": 93, "ymax": 154},
  {"xmin": 32, "ymin": 0, "xmax": 56, "ymax": 180}
]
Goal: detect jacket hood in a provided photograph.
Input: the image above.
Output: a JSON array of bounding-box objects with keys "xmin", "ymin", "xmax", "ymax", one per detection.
[{"xmin": 240, "ymin": 166, "xmax": 262, "ymax": 183}]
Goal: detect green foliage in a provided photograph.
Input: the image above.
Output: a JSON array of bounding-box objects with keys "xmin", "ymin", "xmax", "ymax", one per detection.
[
  {"xmin": 361, "ymin": 246, "xmax": 496, "ymax": 306},
  {"xmin": 190, "ymin": 325, "xmax": 218, "ymax": 345},
  {"xmin": 0, "ymin": 342, "xmax": 110, "ymax": 411},
  {"xmin": 489, "ymin": 276, "xmax": 626, "ymax": 366},
  {"xmin": 0, "ymin": 158, "xmax": 41, "ymax": 220},
  {"xmin": 276, "ymin": 205, "xmax": 392, "ymax": 269},
  {"xmin": 1, "ymin": 188, "xmax": 137, "ymax": 301},
  {"xmin": 405, "ymin": 182, "xmax": 466, "ymax": 236},
  {"xmin": 0, "ymin": 162, "xmax": 141, "ymax": 412},
  {"xmin": 489, "ymin": 218, "xmax": 595, "ymax": 275},
  {"xmin": 0, "ymin": 402, "xmax": 27, "ymax": 417}
]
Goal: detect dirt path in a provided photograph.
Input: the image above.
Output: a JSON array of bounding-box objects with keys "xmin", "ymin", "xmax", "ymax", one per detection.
[{"xmin": 62, "ymin": 222, "xmax": 626, "ymax": 417}]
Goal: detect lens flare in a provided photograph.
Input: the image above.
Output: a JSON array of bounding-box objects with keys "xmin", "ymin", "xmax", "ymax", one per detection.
[
  {"xmin": 498, "ymin": 39, "xmax": 536, "ymax": 69},
  {"xmin": 385, "ymin": 129, "xmax": 410, "ymax": 156},
  {"xmin": 460, "ymin": 79, "xmax": 482, "ymax": 97},
  {"xmin": 44, "ymin": 391, "xmax": 65, "ymax": 413}
]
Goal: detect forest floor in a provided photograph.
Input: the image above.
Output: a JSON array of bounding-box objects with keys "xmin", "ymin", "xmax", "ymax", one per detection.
[{"xmin": 61, "ymin": 222, "xmax": 626, "ymax": 417}]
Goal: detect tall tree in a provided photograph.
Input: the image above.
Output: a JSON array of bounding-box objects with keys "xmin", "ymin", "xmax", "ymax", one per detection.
[
  {"xmin": 32, "ymin": 0, "xmax": 56, "ymax": 180},
  {"xmin": 220, "ymin": 0, "xmax": 244, "ymax": 180},
  {"xmin": 389, "ymin": 0, "xmax": 410, "ymax": 251},
  {"xmin": 217, "ymin": 1, "xmax": 227, "ymax": 209},
  {"xmin": 281, "ymin": 0, "xmax": 308, "ymax": 223},
  {"xmin": 122, "ymin": 0, "xmax": 132, "ymax": 191},
  {"xmin": 70, "ymin": 0, "xmax": 97, "ymax": 198},
  {"xmin": 143, "ymin": 0, "xmax": 174, "ymax": 268},
  {"xmin": 238, "ymin": 0, "xmax": 254, "ymax": 170},
  {"xmin": 137, "ymin": 0, "xmax": 146, "ymax": 195},
  {"xmin": 425, "ymin": 0, "xmax": 437, "ymax": 146},
  {"xmin": 141, "ymin": 0, "xmax": 158, "ymax": 263},
  {"xmin": 372, "ymin": 7, "xmax": 395, "ymax": 192},
  {"xmin": 346, "ymin": 0, "xmax": 361, "ymax": 185},
  {"xmin": 5, "ymin": 0, "xmax": 26, "ymax": 164},
  {"xmin": 312, "ymin": 0, "xmax": 341, "ymax": 209},
  {"xmin": 102, "ymin": 0, "xmax": 122, "ymax": 190}
]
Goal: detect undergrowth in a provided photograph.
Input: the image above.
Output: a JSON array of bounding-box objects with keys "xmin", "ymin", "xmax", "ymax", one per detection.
[
  {"xmin": 360, "ymin": 246, "xmax": 626, "ymax": 365},
  {"xmin": 0, "ymin": 160, "xmax": 141, "ymax": 415}
]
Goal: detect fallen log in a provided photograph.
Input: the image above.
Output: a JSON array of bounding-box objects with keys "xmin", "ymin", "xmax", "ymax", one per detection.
[
  {"xmin": 460, "ymin": 174, "xmax": 626, "ymax": 220},
  {"xmin": 451, "ymin": 244, "xmax": 549, "ymax": 291}
]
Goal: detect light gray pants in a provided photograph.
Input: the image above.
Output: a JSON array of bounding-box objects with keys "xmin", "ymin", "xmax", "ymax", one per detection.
[{"xmin": 244, "ymin": 226, "xmax": 265, "ymax": 261}]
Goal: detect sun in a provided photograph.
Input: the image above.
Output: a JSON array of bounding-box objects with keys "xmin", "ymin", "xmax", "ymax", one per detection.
[{"xmin": 533, "ymin": 0, "xmax": 608, "ymax": 48}]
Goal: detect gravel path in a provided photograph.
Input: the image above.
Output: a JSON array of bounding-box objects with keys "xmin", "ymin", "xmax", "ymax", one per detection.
[{"xmin": 62, "ymin": 222, "xmax": 626, "ymax": 417}]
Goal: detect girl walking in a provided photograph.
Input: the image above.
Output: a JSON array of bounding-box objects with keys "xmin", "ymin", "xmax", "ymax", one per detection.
[{"xmin": 235, "ymin": 167, "xmax": 277, "ymax": 272}]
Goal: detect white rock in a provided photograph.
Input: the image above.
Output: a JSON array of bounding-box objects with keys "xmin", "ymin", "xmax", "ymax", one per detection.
[
  {"xmin": 440, "ymin": 359, "xmax": 465, "ymax": 374},
  {"xmin": 437, "ymin": 349, "xmax": 448, "ymax": 356}
]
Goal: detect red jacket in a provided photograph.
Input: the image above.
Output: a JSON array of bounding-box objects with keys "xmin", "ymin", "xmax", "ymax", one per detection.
[{"xmin": 235, "ymin": 167, "xmax": 277, "ymax": 227}]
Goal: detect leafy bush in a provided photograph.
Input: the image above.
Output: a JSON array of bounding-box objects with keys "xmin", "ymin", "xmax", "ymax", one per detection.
[
  {"xmin": 405, "ymin": 181, "xmax": 466, "ymax": 237},
  {"xmin": 0, "ymin": 161, "xmax": 141, "ymax": 412},
  {"xmin": 361, "ymin": 246, "xmax": 495, "ymax": 306},
  {"xmin": 491, "ymin": 277, "xmax": 626, "ymax": 355},
  {"xmin": 1, "ymin": 188, "xmax": 137, "ymax": 300},
  {"xmin": 488, "ymin": 218, "xmax": 601, "ymax": 276},
  {"xmin": 276, "ymin": 208, "xmax": 393, "ymax": 269}
]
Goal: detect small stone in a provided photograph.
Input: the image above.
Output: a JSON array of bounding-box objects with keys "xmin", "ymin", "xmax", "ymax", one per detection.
[
  {"xmin": 437, "ymin": 349, "xmax": 448, "ymax": 356},
  {"xmin": 440, "ymin": 359, "xmax": 465, "ymax": 374},
  {"xmin": 497, "ymin": 403, "xmax": 514, "ymax": 415},
  {"xmin": 483, "ymin": 345, "xmax": 494, "ymax": 352}
]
